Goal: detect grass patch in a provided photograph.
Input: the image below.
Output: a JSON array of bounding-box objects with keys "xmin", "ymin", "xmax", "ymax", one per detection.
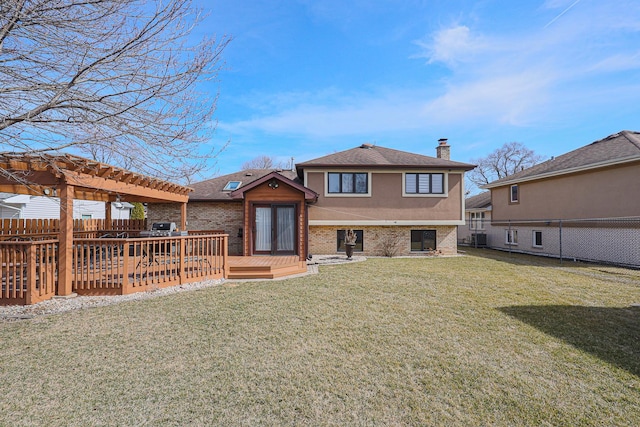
[{"xmin": 1, "ymin": 249, "xmax": 639, "ymax": 426}]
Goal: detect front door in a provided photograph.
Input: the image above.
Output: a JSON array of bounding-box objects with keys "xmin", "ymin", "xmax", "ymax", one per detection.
[{"xmin": 253, "ymin": 204, "xmax": 297, "ymax": 255}]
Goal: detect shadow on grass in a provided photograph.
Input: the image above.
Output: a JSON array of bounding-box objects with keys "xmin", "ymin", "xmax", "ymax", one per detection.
[{"xmin": 499, "ymin": 305, "xmax": 640, "ymax": 377}]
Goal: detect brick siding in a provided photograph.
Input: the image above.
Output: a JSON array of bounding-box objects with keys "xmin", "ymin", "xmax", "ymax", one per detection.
[
  {"xmin": 147, "ymin": 201, "xmax": 244, "ymax": 255},
  {"xmin": 308, "ymin": 225, "xmax": 458, "ymax": 256}
]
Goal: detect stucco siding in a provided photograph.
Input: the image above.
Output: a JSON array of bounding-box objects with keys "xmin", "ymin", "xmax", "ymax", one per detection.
[
  {"xmin": 305, "ymin": 171, "xmax": 464, "ymax": 222},
  {"xmin": 491, "ymin": 163, "xmax": 640, "ymax": 221}
]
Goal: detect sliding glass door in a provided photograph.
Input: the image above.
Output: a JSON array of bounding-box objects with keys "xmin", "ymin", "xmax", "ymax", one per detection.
[{"xmin": 253, "ymin": 204, "xmax": 297, "ymax": 255}]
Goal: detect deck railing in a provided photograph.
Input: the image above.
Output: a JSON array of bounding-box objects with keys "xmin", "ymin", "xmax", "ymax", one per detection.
[
  {"xmin": 73, "ymin": 234, "xmax": 228, "ymax": 296},
  {"xmin": 0, "ymin": 240, "xmax": 58, "ymax": 305},
  {"xmin": 0, "ymin": 233, "xmax": 228, "ymax": 305}
]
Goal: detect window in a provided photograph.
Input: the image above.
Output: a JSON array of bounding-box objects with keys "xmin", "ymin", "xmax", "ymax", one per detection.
[
  {"xmin": 510, "ymin": 184, "xmax": 519, "ymax": 203},
  {"xmin": 337, "ymin": 230, "xmax": 364, "ymax": 252},
  {"xmin": 411, "ymin": 230, "xmax": 437, "ymax": 251},
  {"xmin": 223, "ymin": 181, "xmax": 242, "ymax": 191},
  {"xmin": 505, "ymin": 229, "xmax": 518, "ymax": 245},
  {"xmin": 405, "ymin": 173, "xmax": 444, "ymax": 194},
  {"xmin": 469, "ymin": 212, "xmax": 485, "ymax": 230},
  {"xmin": 328, "ymin": 173, "xmax": 368, "ymax": 194},
  {"xmin": 81, "ymin": 214, "xmax": 92, "ymax": 220},
  {"xmin": 532, "ymin": 230, "xmax": 543, "ymax": 248}
]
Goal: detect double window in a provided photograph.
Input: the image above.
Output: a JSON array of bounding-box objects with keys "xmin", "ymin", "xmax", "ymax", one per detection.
[
  {"xmin": 405, "ymin": 173, "xmax": 444, "ymax": 194},
  {"xmin": 505, "ymin": 229, "xmax": 518, "ymax": 245},
  {"xmin": 328, "ymin": 173, "xmax": 368, "ymax": 194}
]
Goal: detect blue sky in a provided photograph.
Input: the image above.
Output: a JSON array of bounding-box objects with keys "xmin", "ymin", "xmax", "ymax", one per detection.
[{"xmin": 195, "ymin": 0, "xmax": 640, "ymax": 178}]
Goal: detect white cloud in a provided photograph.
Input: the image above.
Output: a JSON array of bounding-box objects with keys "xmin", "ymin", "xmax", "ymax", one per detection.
[{"xmin": 414, "ymin": 25, "xmax": 490, "ymax": 67}]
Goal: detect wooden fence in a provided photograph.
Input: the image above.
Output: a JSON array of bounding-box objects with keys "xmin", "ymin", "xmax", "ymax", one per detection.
[{"xmin": 0, "ymin": 218, "xmax": 146, "ymax": 236}]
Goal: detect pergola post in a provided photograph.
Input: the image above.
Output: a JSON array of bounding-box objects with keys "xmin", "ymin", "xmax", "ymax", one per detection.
[
  {"xmin": 180, "ymin": 202, "xmax": 187, "ymax": 231},
  {"xmin": 105, "ymin": 201, "xmax": 112, "ymax": 227},
  {"xmin": 58, "ymin": 182, "xmax": 75, "ymax": 296}
]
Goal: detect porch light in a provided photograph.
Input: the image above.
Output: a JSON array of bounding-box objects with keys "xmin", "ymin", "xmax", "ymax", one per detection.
[{"xmin": 268, "ymin": 179, "xmax": 279, "ymax": 189}]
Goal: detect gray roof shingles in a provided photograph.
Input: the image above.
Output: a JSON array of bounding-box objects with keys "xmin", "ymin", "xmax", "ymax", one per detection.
[
  {"xmin": 465, "ymin": 191, "xmax": 491, "ymax": 210},
  {"xmin": 296, "ymin": 144, "xmax": 475, "ymax": 170},
  {"xmin": 486, "ymin": 130, "xmax": 640, "ymax": 187},
  {"xmin": 189, "ymin": 169, "xmax": 299, "ymax": 201}
]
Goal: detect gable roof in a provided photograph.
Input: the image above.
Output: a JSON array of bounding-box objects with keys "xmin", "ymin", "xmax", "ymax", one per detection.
[
  {"xmin": 188, "ymin": 169, "xmax": 300, "ymax": 201},
  {"xmin": 484, "ymin": 130, "xmax": 640, "ymax": 188},
  {"xmin": 296, "ymin": 144, "xmax": 475, "ymax": 173},
  {"xmin": 465, "ymin": 191, "xmax": 491, "ymax": 210},
  {"xmin": 229, "ymin": 171, "xmax": 318, "ymax": 201}
]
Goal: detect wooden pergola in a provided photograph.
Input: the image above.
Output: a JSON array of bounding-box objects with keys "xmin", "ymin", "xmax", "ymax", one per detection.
[{"xmin": 0, "ymin": 152, "xmax": 192, "ymax": 296}]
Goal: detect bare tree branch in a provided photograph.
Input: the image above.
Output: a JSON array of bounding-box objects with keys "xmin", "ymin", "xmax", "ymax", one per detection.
[
  {"xmin": 467, "ymin": 142, "xmax": 545, "ymax": 189},
  {"xmin": 0, "ymin": 0, "xmax": 231, "ymax": 183},
  {"xmin": 241, "ymin": 155, "xmax": 286, "ymax": 170}
]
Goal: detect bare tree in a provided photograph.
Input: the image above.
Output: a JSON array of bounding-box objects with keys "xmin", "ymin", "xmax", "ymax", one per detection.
[
  {"xmin": 0, "ymin": 0, "xmax": 230, "ymax": 182},
  {"xmin": 467, "ymin": 142, "xmax": 545, "ymax": 188},
  {"xmin": 241, "ymin": 155, "xmax": 285, "ymax": 170}
]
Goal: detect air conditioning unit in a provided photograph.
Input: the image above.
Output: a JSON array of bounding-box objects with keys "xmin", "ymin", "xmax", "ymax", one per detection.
[{"xmin": 471, "ymin": 233, "xmax": 487, "ymax": 247}]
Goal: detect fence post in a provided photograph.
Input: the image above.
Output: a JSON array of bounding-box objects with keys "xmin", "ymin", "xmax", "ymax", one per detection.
[
  {"xmin": 559, "ymin": 219, "xmax": 563, "ymax": 265},
  {"xmin": 122, "ymin": 241, "xmax": 130, "ymax": 294},
  {"xmin": 26, "ymin": 243, "xmax": 37, "ymax": 305}
]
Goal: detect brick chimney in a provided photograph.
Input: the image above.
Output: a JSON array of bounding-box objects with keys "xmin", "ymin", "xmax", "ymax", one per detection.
[{"xmin": 436, "ymin": 138, "xmax": 450, "ymax": 160}]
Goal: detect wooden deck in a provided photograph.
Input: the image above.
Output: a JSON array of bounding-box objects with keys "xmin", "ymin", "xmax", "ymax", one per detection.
[{"xmin": 227, "ymin": 256, "xmax": 307, "ymax": 279}]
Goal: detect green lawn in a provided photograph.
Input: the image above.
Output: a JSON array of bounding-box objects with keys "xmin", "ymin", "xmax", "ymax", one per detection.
[{"xmin": 1, "ymin": 249, "xmax": 639, "ymax": 426}]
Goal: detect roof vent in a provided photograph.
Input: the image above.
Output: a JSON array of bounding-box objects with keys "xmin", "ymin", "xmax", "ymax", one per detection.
[
  {"xmin": 245, "ymin": 172, "xmax": 253, "ymax": 176},
  {"xmin": 360, "ymin": 143, "xmax": 373, "ymax": 149}
]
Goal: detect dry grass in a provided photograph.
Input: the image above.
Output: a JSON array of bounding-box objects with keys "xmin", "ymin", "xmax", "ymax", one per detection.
[{"xmin": 1, "ymin": 249, "xmax": 639, "ymax": 426}]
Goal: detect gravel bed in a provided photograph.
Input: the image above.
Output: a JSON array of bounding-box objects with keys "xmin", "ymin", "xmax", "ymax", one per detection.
[{"xmin": 0, "ymin": 279, "xmax": 223, "ymax": 321}]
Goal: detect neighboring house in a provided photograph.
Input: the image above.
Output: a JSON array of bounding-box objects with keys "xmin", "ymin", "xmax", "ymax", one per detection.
[
  {"xmin": 458, "ymin": 191, "xmax": 492, "ymax": 246},
  {"xmin": 149, "ymin": 140, "xmax": 475, "ymax": 257},
  {"xmin": 0, "ymin": 193, "xmax": 134, "ymax": 220},
  {"xmin": 483, "ymin": 130, "xmax": 640, "ymax": 267}
]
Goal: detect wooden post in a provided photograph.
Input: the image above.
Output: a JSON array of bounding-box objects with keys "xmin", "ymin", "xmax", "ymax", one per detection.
[
  {"xmin": 180, "ymin": 202, "xmax": 187, "ymax": 231},
  {"xmin": 222, "ymin": 235, "xmax": 229, "ymax": 278},
  {"xmin": 26, "ymin": 243, "xmax": 37, "ymax": 305},
  {"xmin": 121, "ymin": 241, "xmax": 130, "ymax": 294},
  {"xmin": 105, "ymin": 201, "xmax": 112, "ymax": 227},
  {"xmin": 58, "ymin": 182, "xmax": 75, "ymax": 296}
]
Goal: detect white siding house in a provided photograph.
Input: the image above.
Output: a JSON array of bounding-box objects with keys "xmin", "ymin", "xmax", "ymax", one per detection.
[{"xmin": 0, "ymin": 193, "xmax": 133, "ymax": 220}]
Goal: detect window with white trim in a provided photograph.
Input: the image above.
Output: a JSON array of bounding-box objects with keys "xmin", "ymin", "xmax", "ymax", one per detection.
[
  {"xmin": 405, "ymin": 173, "xmax": 444, "ymax": 194},
  {"xmin": 510, "ymin": 184, "xmax": 519, "ymax": 203},
  {"xmin": 532, "ymin": 230, "xmax": 543, "ymax": 248},
  {"xmin": 505, "ymin": 229, "xmax": 518, "ymax": 245},
  {"xmin": 328, "ymin": 173, "xmax": 368, "ymax": 194},
  {"xmin": 469, "ymin": 212, "xmax": 485, "ymax": 230}
]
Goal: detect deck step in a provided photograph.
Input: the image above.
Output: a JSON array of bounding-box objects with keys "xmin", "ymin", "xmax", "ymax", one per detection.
[{"xmin": 227, "ymin": 261, "xmax": 307, "ymax": 279}]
